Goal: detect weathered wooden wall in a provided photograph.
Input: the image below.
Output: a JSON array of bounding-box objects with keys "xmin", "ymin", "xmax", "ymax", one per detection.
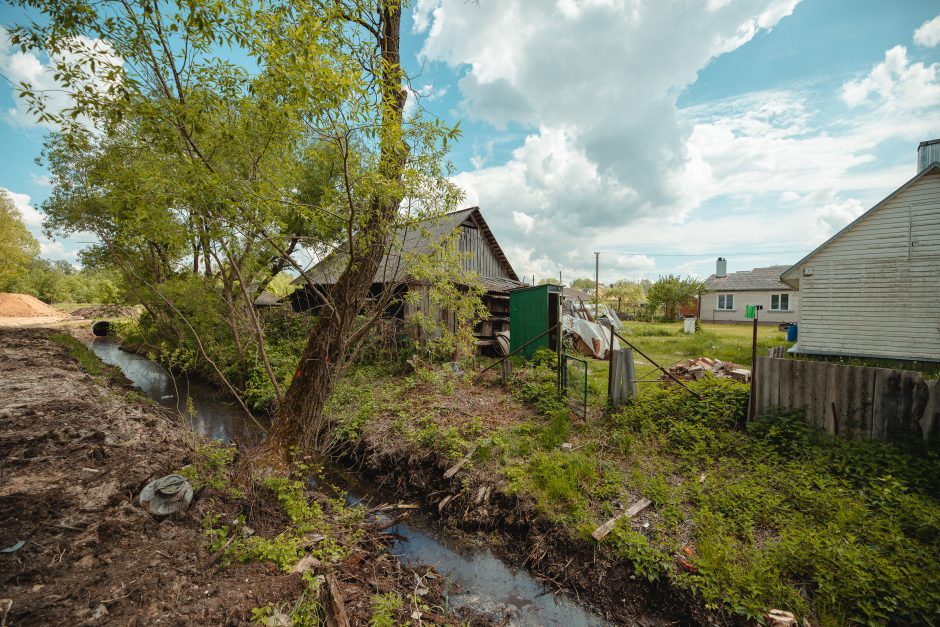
[
  {"xmin": 755, "ymin": 356, "xmax": 940, "ymax": 442},
  {"xmin": 458, "ymin": 225, "xmax": 511, "ymax": 279}
]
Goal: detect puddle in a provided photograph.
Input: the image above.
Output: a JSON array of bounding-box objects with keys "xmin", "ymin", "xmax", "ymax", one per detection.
[{"xmin": 88, "ymin": 337, "xmax": 610, "ymax": 626}]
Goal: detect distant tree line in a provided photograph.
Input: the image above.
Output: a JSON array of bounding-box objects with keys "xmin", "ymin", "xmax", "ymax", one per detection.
[
  {"xmin": 536, "ymin": 272, "xmax": 703, "ymax": 320},
  {"xmin": 1, "ymin": 191, "xmax": 126, "ymax": 303}
]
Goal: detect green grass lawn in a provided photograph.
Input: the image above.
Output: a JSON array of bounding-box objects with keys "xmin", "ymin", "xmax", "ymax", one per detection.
[{"xmin": 580, "ymin": 321, "xmax": 792, "ymax": 404}]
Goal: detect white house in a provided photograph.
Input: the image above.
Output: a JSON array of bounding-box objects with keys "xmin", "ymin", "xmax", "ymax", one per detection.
[
  {"xmin": 701, "ymin": 258, "xmax": 798, "ymax": 324},
  {"xmin": 781, "ymin": 140, "xmax": 940, "ymax": 362}
]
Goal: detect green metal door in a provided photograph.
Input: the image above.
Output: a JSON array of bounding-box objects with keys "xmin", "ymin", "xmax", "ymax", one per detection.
[{"xmin": 510, "ymin": 285, "xmax": 548, "ymax": 358}]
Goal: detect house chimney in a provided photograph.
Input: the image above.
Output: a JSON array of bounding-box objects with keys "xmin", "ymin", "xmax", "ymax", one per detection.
[
  {"xmin": 918, "ymin": 139, "xmax": 940, "ymax": 173},
  {"xmin": 716, "ymin": 257, "xmax": 727, "ymax": 278}
]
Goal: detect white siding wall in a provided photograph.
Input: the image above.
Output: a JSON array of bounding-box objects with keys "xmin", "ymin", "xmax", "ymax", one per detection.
[
  {"xmin": 700, "ymin": 290, "xmax": 799, "ymax": 323},
  {"xmin": 795, "ymin": 170, "xmax": 940, "ymax": 361}
]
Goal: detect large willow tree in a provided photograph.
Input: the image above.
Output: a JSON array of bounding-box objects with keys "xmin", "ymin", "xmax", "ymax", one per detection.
[{"xmin": 11, "ymin": 0, "xmax": 463, "ymax": 454}]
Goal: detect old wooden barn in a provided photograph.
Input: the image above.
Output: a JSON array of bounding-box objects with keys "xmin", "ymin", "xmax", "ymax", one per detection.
[{"xmin": 290, "ymin": 207, "xmax": 523, "ymax": 350}]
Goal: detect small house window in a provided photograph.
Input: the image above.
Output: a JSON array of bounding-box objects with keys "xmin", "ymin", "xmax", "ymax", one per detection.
[
  {"xmin": 770, "ymin": 293, "xmax": 790, "ymax": 311},
  {"xmin": 717, "ymin": 294, "xmax": 734, "ymax": 310}
]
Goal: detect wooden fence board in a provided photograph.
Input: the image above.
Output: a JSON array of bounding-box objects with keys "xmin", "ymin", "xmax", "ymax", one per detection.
[
  {"xmin": 805, "ymin": 360, "xmax": 828, "ymax": 430},
  {"xmin": 754, "ymin": 357, "xmax": 932, "ymax": 443}
]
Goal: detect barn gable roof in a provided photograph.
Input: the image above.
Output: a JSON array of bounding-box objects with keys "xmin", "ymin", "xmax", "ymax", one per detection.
[{"xmin": 294, "ymin": 207, "xmax": 520, "ymax": 287}]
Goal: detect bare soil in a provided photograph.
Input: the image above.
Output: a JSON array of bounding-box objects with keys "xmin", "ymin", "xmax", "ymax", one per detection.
[
  {"xmin": 0, "ymin": 330, "xmax": 488, "ymax": 625},
  {"xmin": 0, "ymin": 294, "xmax": 73, "ymax": 329},
  {"xmin": 69, "ymin": 305, "xmax": 139, "ymax": 320}
]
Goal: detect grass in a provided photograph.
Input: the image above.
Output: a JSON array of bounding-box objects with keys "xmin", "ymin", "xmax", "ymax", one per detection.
[
  {"xmin": 579, "ymin": 321, "xmax": 790, "ymax": 405},
  {"xmin": 49, "ymin": 331, "xmax": 108, "ymax": 376},
  {"xmin": 327, "ymin": 350, "xmax": 940, "ymax": 626},
  {"xmin": 618, "ymin": 320, "xmax": 791, "ymax": 369}
]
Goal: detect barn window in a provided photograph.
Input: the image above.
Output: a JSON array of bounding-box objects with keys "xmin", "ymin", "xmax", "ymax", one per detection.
[
  {"xmin": 717, "ymin": 294, "xmax": 734, "ymax": 310},
  {"xmin": 770, "ymin": 294, "xmax": 790, "ymax": 311}
]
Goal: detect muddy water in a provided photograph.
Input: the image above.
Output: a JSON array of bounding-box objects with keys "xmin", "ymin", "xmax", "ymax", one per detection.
[{"xmin": 88, "ymin": 337, "xmax": 609, "ymax": 626}]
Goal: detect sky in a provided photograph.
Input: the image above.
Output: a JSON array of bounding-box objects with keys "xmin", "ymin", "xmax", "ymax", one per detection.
[{"xmin": 1, "ymin": 0, "xmax": 939, "ymax": 284}]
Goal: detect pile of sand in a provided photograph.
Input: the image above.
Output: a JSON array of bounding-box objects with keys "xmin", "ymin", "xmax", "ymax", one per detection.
[{"xmin": 0, "ymin": 293, "xmax": 67, "ymax": 318}]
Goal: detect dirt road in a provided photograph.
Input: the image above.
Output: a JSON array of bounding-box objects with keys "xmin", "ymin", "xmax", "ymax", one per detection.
[
  {"xmin": 0, "ymin": 330, "xmax": 472, "ymax": 625},
  {"xmin": 0, "ymin": 330, "xmax": 304, "ymax": 624}
]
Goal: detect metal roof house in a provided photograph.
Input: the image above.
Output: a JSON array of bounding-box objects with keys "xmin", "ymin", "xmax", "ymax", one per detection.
[
  {"xmin": 780, "ymin": 141, "xmax": 940, "ymax": 361},
  {"xmin": 701, "ymin": 259, "xmax": 798, "ymax": 324},
  {"xmin": 290, "ymin": 207, "xmax": 523, "ymax": 350}
]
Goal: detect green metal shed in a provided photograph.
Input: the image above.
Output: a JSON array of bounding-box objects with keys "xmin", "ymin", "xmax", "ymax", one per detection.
[{"xmin": 509, "ymin": 284, "xmax": 562, "ymax": 359}]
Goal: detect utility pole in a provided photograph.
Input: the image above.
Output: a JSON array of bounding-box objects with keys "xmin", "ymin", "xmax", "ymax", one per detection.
[
  {"xmin": 559, "ymin": 270, "xmax": 563, "ymax": 286},
  {"xmin": 594, "ymin": 251, "xmax": 600, "ymax": 315}
]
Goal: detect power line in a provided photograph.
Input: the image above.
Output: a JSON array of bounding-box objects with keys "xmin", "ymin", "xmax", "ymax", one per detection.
[{"xmin": 596, "ymin": 249, "xmax": 809, "ymax": 258}]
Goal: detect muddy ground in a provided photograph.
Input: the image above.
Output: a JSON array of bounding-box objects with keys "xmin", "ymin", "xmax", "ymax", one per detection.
[{"xmin": 0, "ymin": 329, "xmax": 488, "ymax": 625}]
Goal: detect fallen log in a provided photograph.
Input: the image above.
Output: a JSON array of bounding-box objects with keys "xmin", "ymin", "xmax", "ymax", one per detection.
[{"xmin": 591, "ymin": 498, "xmax": 652, "ymax": 541}]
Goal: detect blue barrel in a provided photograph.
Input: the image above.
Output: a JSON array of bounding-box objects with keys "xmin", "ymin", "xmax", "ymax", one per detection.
[{"xmin": 786, "ymin": 324, "xmax": 798, "ymax": 342}]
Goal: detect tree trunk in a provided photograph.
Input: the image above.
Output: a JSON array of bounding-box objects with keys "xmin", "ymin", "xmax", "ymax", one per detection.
[{"xmin": 269, "ymin": 2, "xmax": 406, "ymax": 455}]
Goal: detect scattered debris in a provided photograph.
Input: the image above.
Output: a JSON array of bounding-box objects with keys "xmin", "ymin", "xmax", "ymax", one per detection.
[
  {"xmin": 321, "ymin": 573, "xmax": 350, "ymax": 627},
  {"xmin": 1, "ymin": 541, "xmax": 25, "ymax": 554},
  {"xmin": 0, "ymin": 598, "xmax": 11, "ymax": 627},
  {"xmin": 138, "ymin": 474, "xmax": 194, "ymax": 516},
  {"xmin": 560, "ymin": 442, "xmax": 573, "ymax": 452},
  {"xmin": 765, "ymin": 609, "xmax": 798, "ymax": 626},
  {"xmin": 562, "ymin": 315, "xmax": 618, "ymax": 360},
  {"xmin": 591, "ymin": 498, "xmax": 653, "ymax": 541},
  {"xmin": 79, "ymin": 467, "xmax": 101, "ymax": 481},
  {"xmin": 677, "ymin": 545, "xmax": 697, "ymax": 573},
  {"xmin": 677, "ymin": 557, "xmax": 697, "ymax": 573},
  {"xmin": 290, "ymin": 555, "xmax": 323, "ymax": 574},
  {"xmin": 660, "ymin": 357, "xmax": 750, "ymax": 383}
]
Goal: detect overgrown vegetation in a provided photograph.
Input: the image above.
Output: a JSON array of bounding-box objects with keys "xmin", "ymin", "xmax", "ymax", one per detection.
[{"xmin": 326, "ymin": 342, "xmax": 940, "ymax": 625}]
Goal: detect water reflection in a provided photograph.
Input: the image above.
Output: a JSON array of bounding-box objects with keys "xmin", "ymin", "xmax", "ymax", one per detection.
[
  {"xmin": 88, "ymin": 338, "xmax": 265, "ymax": 445},
  {"xmin": 88, "ymin": 337, "xmax": 609, "ymax": 626}
]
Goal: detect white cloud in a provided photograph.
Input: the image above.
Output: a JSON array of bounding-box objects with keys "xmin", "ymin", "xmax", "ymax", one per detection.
[
  {"xmin": 914, "ymin": 14, "xmax": 940, "ymax": 47},
  {"xmin": 0, "ymin": 187, "xmax": 85, "ymax": 263},
  {"xmin": 512, "ymin": 210, "xmax": 534, "ymax": 233},
  {"xmin": 1, "ymin": 187, "xmax": 44, "ymax": 228},
  {"xmin": 0, "ymin": 26, "xmax": 122, "ymax": 129},
  {"xmin": 417, "ymin": 0, "xmax": 801, "ymax": 279},
  {"xmin": 841, "ymin": 45, "xmax": 940, "ymax": 111}
]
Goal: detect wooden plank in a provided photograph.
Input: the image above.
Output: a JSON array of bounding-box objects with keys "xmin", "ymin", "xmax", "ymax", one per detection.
[
  {"xmin": 755, "ymin": 357, "xmax": 771, "ymax": 416},
  {"xmin": 824, "ymin": 363, "xmax": 843, "ymax": 436},
  {"xmin": 920, "ymin": 380, "xmax": 940, "ymax": 442},
  {"xmin": 766, "ymin": 357, "xmax": 780, "ymax": 410},
  {"xmin": 806, "ymin": 360, "xmax": 829, "ymax": 430},
  {"xmin": 443, "ymin": 444, "xmax": 479, "ymax": 479},
  {"xmin": 591, "ymin": 498, "xmax": 652, "ymax": 541}
]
